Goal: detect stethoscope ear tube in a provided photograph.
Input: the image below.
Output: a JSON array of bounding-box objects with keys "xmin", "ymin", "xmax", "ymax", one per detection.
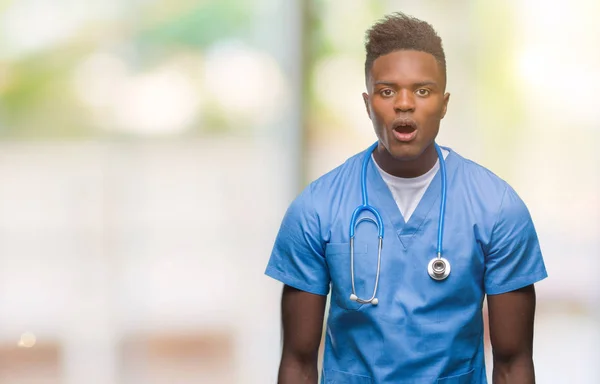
[{"xmin": 349, "ymin": 234, "xmax": 382, "ymax": 306}]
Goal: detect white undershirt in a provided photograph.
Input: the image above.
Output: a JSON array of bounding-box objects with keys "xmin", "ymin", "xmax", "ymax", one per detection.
[{"xmin": 372, "ymin": 149, "xmax": 449, "ymax": 222}]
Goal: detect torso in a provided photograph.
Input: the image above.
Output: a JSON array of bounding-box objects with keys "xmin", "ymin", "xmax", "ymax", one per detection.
[{"xmin": 311, "ymin": 146, "xmax": 504, "ymax": 383}]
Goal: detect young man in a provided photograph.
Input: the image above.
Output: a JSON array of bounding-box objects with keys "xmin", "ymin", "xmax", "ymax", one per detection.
[{"xmin": 265, "ymin": 13, "xmax": 547, "ymax": 384}]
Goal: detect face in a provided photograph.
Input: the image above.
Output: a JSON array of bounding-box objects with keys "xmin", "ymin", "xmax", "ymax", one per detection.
[{"xmin": 363, "ymin": 50, "xmax": 450, "ymax": 162}]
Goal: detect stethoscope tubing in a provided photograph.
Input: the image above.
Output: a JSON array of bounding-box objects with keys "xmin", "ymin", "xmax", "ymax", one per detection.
[{"xmin": 348, "ymin": 141, "xmax": 449, "ymax": 305}]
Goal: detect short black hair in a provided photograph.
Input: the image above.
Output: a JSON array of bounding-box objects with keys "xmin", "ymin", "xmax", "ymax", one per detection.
[{"xmin": 364, "ymin": 12, "xmax": 446, "ymax": 81}]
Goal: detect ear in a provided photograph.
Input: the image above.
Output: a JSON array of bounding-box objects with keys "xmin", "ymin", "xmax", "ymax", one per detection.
[
  {"xmin": 362, "ymin": 92, "xmax": 372, "ymax": 120},
  {"xmin": 440, "ymin": 92, "xmax": 450, "ymax": 119}
]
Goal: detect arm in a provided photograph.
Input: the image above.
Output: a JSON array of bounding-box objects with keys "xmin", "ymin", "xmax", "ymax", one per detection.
[
  {"xmin": 483, "ymin": 185, "xmax": 547, "ymax": 383},
  {"xmin": 487, "ymin": 284, "xmax": 537, "ymax": 384},
  {"xmin": 278, "ymin": 285, "xmax": 327, "ymax": 384},
  {"xmin": 264, "ymin": 186, "xmax": 330, "ymax": 382}
]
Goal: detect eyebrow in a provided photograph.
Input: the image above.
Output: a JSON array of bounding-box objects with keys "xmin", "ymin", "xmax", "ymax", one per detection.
[{"xmin": 374, "ymin": 80, "xmax": 439, "ymax": 88}]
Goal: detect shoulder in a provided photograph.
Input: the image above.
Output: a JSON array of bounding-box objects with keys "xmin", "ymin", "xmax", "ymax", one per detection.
[
  {"xmin": 450, "ymin": 148, "xmax": 511, "ymax": 198},
  {"xmin": 447, "ymin": 148, "xmax": 532, "ymax": 219},
  {"xmin": 310, "ymin": 151, "xmax": 363, "ymax": 190},
  {"xmin": 302, "ymin": 149, "xmax": 364, "ymax": 205},
  {"xmin": 448, "ymin": 148, "xmax": 535, "ymax": 238},
  {"xmin": 283, "ymin": 149, "xmax": 364, "ymax": 219}
]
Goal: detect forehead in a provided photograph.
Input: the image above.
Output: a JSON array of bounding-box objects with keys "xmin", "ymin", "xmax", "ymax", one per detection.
[{"xmin": 368, "ymin": 50, "xmax": 444, "ymax": 86}]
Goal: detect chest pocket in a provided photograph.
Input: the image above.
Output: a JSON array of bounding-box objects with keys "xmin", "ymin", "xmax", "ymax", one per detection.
[{"xmin": 326, "ymin": 241, "xmax": 377, "ymax": 311}]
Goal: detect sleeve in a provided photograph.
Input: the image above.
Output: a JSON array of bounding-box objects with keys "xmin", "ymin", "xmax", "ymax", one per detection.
[
  {"xmin": 484, "ymin": 185, "xmax": 548, "ymax": 295},
  {"xmin": 264, "ymin": 186, "xmax": 330, "ymax": 296}
]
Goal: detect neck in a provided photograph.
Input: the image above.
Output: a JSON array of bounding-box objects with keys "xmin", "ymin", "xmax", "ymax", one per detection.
[{"xmin": 373, "ymin": 143, "xmax": 439, "ymax": 178}]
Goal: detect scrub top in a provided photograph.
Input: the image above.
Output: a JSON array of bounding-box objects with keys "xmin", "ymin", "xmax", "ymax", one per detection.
[{"xmin": 265, "ymin": 145, "xmax": 548, "ymax": 384}]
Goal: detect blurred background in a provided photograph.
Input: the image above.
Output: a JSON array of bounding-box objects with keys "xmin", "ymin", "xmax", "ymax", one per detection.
[{"xmin": 0, "ymin": 0, "xmax": 598, "ymax": 383}]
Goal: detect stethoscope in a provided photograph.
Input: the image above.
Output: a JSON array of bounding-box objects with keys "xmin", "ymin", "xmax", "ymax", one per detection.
[{"xmin": 349, "ymin": 142, "xmax": 450, "ymax": 306}]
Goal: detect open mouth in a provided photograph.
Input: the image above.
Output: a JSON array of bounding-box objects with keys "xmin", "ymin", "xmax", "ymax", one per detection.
[{"xmin": 392, "ymin": 118, "xmax": 417, "ymax": 142}]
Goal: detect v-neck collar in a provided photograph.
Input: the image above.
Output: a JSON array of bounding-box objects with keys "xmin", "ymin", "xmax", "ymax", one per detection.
[{"xmin": 365, "ymin": 146, "xmax": 457, "ymax": 251}]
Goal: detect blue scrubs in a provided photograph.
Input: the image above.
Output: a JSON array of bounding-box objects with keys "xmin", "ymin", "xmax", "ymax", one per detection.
[{"xmin": 265, "ymin": 145, "xmax": 547, "ymax": 383}]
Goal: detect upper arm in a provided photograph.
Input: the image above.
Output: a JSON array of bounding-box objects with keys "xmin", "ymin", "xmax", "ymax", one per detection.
[
  {"xmin": 265, "ymin": 186, "xmax": 331, "ymax": 295},
  {"xmin": 484, "ymin": 185, "xmax": 547, "ymax": 295},
  {"xmin": 281, "ymin": 285, "xmax": 327, "ymax": 359},
  {"xmin": 265, "ymin": 187, "xmax": 330, "ymax": 380},
  {"xmin": 487, "ymin": 284, "xmax": 536, "ymax": 360},
  {"xmin": 483, "ymin": 185, "xmax": 546, "ymax": 361}
]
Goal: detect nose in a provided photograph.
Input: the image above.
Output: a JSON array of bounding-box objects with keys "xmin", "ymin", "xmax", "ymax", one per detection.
[{"xmin": 394, "ymin": 89, "xmax": 415, "ymax": 112}]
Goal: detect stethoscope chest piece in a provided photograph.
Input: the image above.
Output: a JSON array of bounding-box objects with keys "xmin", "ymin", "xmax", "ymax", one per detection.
[{"xmin": 427, "ymin": 256, "xmax": 451, "ymax": 281}]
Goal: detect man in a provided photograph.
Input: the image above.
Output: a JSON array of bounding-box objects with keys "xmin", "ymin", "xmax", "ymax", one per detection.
[{"xmin": 265, "ymin": 12, "xmax": 547, "ymax": 383}]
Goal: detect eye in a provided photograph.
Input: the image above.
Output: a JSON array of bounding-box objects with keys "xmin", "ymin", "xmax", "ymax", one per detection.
[
  {"xmin": 416, "ymin": 88, "xmax": 430, "ymax": 97},
  {"xmin": 380, "ymin": 89, "xmax": 395, "ymax": 98}
]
